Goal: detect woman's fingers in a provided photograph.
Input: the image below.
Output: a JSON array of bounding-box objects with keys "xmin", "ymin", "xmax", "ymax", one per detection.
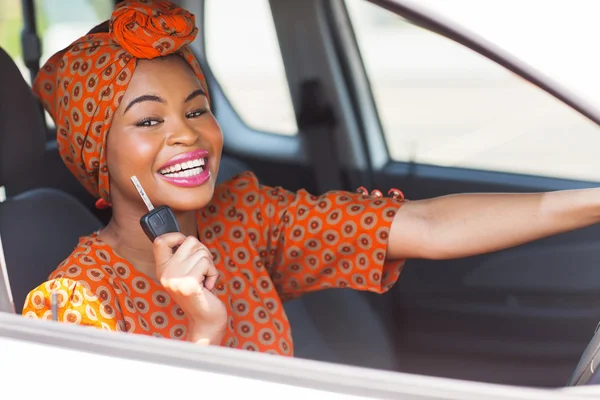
[
  {"xmin": 169, "ymin": 235, "xmax": 205, "ymax": 262},
  {"xmin": 154, "ymin": 234, "xmax": 210, "ymax": 276},
  {"xmin": 158, "ymin": 238, "xmax": 216, "ymax": 293},
  {"xmin": 203, "ymin": 261, "xmax": 219, "ymax": 291},
  {"xmin": 163, "ymin": 253, "xmax": 212, "ymax": 295},
  {"xmin": 152, "ymin": 232, "xmax": 187, "ymax": 267},
  {"xmin": 153, "ymin": 234, "xmax": 227, "ymax": 342}
]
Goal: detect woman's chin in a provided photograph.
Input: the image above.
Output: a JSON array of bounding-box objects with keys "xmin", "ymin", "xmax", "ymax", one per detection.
[
  {"xmin": 160, "ymin": 188, "xmax": 215, "ymax": 212},
  {"xmin": 154, "ymin": 172, "xmax": 216, "ymax": 210}
]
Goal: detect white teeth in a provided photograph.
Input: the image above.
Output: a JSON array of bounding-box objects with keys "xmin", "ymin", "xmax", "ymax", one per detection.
[
  {"xmin": 159, "ymin": 157, "xmax": 207, "ymax": 176},
  {"xmin": 191, "ymin": 166, "xmax": 202, "ymax": 176}
]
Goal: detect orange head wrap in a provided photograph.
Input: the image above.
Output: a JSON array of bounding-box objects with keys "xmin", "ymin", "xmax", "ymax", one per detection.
[{"xmin": 33, "ymin": 0, "xmax": 208, "ymax": 203}]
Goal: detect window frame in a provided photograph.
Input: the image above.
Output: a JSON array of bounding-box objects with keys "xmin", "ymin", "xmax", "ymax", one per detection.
[
  {"xmin": 15, "ymin": 0, "xmax": 121, "ymax": 142},
  {"xmin": 180, "ymin": 0, "xmax": 310, "ymax": 166},
  {"xmin": 327, "ymin": 0, "xmax": 600, "ymax": 187},
  {"xmin": 1, "ymin": 311, "xmax": 594, "ymax": 398}
]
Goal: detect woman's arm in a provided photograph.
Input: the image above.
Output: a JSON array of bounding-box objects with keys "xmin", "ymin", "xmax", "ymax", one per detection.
[{"xmin": 387, "ymin": 188, "xmax": 600, "ymax": 260}]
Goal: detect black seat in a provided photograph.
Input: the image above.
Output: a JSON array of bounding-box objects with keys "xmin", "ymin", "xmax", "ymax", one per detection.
[{"xmin": 0, "ymin": 47, "xmax": 104, "ymax": 312}]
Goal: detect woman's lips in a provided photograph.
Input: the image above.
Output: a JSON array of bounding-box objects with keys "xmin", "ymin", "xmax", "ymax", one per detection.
[
  {"xmin": 159, "ymin": 167, "xmax": 211, "ymax": 188},
  {"xmin": 158, "ymin": 148, "xmax": 208, "ymax": 171},
  {"xmin": 157, "ymin": 148, "xmax": 211, "ymax": 188}
]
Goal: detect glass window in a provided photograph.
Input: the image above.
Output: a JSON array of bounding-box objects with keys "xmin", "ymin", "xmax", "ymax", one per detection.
[
  {"xmin": 345, "ymin": 0, "xmax": 600, "ymax": 182},
  {"xmin": 0, "ymin": 1, "xmax": 25, "ymax": 76},
  {"xmin": 1, "ymin": 0, "xmax": 112, "ymax": 133},
  {"xmin": 38, "ymin": 0, "xmax": 113, "ymax": 66},
  {"xmin": 204, "ymin": 0, "xmax": 297, "ymax": 135},
  {"xmin": 0, "ymin": 0, "xmax": 112, "ymax": 84}
]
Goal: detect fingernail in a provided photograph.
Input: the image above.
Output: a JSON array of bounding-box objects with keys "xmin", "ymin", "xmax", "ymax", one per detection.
[{"xmin": 356, "ymin": 186, "xmax": 368, "ymax": 195}]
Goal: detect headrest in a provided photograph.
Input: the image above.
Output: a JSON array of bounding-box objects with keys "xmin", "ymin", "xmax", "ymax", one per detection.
[{"xmin": 0, "ymin": 47, "xmax": 46, "ymax": 196}]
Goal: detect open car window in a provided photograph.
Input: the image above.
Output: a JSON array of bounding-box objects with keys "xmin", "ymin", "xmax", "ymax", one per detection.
[{"xmin": 345, "ymin": 0, "xmax": 600, "ymax": 182}]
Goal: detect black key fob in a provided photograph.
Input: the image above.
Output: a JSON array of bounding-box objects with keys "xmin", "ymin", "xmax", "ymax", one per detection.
[{"xmin": 140, "ymin": 205, "xmax": 181, "ymax": 242}]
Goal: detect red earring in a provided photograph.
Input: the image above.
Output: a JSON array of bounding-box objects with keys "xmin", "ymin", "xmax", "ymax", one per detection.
[
  {"xmin": 95, "ymin": 198, "xmax": 112, "ymax": 209},
  {"xmin": 370, "ymin": 189, "xmax": 383, "ymax": 198}
]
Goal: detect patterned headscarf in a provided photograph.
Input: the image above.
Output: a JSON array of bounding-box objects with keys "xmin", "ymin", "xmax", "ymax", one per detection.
[{"xmin": 33, "ymin": 0, "xmax": 209, "ymax": 204}]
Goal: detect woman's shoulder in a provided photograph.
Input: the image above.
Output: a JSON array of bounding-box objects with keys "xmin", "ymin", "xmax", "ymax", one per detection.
[
  {"xmin": 210, "ymin": 170, "xmax": 294, "ymax": 206},
  {"xmin": 22, "ymin": 276, "xmax": 120, "ymax": 330},
  {"xmin": 214, "ymin": 171, "xmax": 259, "ymax": 194},
  {"xmin": 207, "ymin": 170, "xmax": 263, "ymax": 209},
  {"xmin": 23, "ymin": 232, "xmax": 125, "ymax": 325},
  {"xmin": 49, "ymin": 231, "xmax": 120, "ymax": 283}
]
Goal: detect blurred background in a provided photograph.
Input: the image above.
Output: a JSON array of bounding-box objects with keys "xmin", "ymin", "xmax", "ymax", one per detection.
[{"xmin": 3, "ymin": 0, "xmax": 600, "ymax": 181}]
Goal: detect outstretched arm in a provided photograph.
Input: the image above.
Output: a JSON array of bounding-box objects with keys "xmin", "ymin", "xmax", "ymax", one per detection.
[{"xmin": 387, "ymin": 188, "xmax": 600, "ymax": 260}]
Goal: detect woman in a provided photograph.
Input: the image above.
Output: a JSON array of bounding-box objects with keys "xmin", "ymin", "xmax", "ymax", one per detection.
[{"xmin": 22, "ymin": 0, "xmax": 600, "ymax": 353}]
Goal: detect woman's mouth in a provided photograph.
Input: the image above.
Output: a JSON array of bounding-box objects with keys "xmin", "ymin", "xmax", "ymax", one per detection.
[
  {"xmin": 159, "ymin": 157, "xmax": 206, "ymax": 178},
  {"xmin": 157, "ymin": 149, "xmax": 211, "ymax": 187}
]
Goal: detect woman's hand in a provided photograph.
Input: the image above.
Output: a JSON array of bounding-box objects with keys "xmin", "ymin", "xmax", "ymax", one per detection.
[{"xmin": 153, "ymin": 233, "xmax": 227, "ymax": 345}]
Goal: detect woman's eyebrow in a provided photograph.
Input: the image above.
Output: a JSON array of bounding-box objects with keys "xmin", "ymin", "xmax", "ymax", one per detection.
[
  {"xmin": 185, "ymin": 88, "xmax": 206, "ymax": 103},
  {"xmin": 123, "ymin": 94, "xmax": 165, "ymax": 114}
]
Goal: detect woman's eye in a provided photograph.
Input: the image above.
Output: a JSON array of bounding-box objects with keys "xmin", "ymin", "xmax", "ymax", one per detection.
[
  {"xmin": 136, "ymin": 118, "xmax": 161, "ymax": 127},
  {"xmin": 186, "ymin": 108, "xmax": 208, "ymax": 119}
]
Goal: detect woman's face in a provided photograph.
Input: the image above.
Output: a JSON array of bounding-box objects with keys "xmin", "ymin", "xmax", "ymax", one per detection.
[{"xmin": 106, "ymin": 55, "xmax": 223, "ymax": 213}]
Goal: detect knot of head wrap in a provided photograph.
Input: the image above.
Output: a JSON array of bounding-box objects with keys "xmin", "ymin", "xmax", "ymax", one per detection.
[
  {"xmin": 110, "ymin": 0, "xmax": 197, "ymax": 59},
  {"xmin": 32, "ymin": 0, "xmax": 207, "ymax": 203}
]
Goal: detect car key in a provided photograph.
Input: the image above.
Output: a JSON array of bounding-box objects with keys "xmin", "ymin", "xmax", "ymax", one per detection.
[{"xmin": 130, "ymin": 175, "xmax": 181, "ymax": 242}]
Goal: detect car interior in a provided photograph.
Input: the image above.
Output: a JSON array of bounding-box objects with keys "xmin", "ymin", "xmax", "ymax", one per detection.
[{"xmin": 2, "ymin": 0, "xmax": 600, "ymax": 390}]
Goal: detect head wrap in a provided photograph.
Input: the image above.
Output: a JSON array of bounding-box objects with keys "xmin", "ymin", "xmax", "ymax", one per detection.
[{"xmin": 33, "ymin": 0, "xmax": 209, "ymax": 203}]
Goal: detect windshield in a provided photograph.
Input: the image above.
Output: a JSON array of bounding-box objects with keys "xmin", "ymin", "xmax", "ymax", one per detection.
[{"xmin": 413, "ymin": 0, "xmax": 600, "ymax": 110}]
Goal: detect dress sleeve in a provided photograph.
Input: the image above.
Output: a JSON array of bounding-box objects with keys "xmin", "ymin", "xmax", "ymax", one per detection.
[
  {"xmin": 224, "ymin": 172, "xmax": 407, "ymax": 301},
  {"xmin": 22, "ymin": 278, "xmax": 119, "ymax": 331}
]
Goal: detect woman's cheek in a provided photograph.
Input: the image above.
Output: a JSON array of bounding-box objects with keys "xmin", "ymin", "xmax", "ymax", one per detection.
[{"xmin": 125, "ymin": 133, "xmax": 161, "ymax": 170}]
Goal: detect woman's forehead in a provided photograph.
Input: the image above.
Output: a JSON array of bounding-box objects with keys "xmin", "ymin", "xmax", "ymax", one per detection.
[{"xmin": 125, "ymin": 56, "xmax": 202, "ymax": 97}]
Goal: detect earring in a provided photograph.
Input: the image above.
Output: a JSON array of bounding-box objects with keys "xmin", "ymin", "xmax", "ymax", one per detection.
[{"xmin": 95, "ymin": 198, "xmax": 112, "ymax": 209}]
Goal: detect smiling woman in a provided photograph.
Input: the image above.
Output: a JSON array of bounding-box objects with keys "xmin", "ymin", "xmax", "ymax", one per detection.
[
  {"xmin": 20, "ymin": 0, "xmax": 600, "ymax": 358},
  {"xmin": 22, "ymin": 0, "xmax": 406, "ymax": 351}
]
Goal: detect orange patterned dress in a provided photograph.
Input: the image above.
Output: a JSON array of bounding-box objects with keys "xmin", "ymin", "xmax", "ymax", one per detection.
[{"xmin": 22, "ymin": 172, "xmax": 406, "ymax": 355}]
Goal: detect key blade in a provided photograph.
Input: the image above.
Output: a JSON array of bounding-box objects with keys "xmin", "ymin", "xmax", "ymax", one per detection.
[{"xmin": 130, "ymin": 176, "xmax": 155, "ymax": 211}]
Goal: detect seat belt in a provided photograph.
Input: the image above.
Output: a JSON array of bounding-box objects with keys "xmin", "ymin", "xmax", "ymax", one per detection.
[
  {"xmin": 20, "ymin": 0, "xmax": 42, "ymax": 84},
  {"xmin": 297, "ymin": 79, "xmax": 343, "ymax": 194}
]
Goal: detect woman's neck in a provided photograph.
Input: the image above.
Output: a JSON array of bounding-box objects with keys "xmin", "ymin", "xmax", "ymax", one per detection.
[{"xmin": 99, "ymin": 204, "xmax": 198, "ymax": 281}]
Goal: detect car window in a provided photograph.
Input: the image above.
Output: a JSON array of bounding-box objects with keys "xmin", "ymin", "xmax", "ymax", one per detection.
[
  {"xmin": 345, "ymin": 0, "xmax": 600, "ymax": 182},
  {"xmin": 1, "ymin": 0, "xmax": 112, "ymax": 84},
  {"xmin": 204, "ymin": 0, "xmax": 297, "ymax": 136},
  {"xmin": 0, "ymin": 0, "xmax": 113, "ymax": 132},
  {"xmin": 0, "ymin": 1, "xmax": 25, "ymax": 76}
]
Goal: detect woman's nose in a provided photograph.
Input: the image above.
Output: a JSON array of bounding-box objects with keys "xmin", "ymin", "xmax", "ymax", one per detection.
[{"xmin": 166, "ymin": 119, "xmax": 198, "ymax": 146}]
